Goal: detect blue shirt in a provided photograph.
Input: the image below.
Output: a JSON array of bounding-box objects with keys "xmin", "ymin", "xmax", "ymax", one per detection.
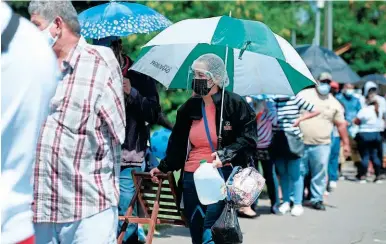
[{"xmin": 336, "ymin": 93, "xmax": 361, "ymax": 125}]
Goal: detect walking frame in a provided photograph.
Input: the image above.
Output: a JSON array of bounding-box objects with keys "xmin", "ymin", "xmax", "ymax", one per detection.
[{"xmin": 117, "ymin": 171, "xmax": 187, "ymax": 244}]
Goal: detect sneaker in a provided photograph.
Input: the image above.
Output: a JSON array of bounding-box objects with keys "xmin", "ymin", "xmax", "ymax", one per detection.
[
  {"xmin": 339, "ymin": 175, "xmax": 346, "ymax": 181},
  {"xmin": 329, "ymin": 181, "xmax": 337, "ymax": 189},
  {"xmin": 374, "ymin": 177, "xmax": 383, "ymax": 184},
  {"xmin": 278, "ymin": 202, "xmax": 290, "ymax": 215},
  {"xmin": 291, "ymin": 205, "xmax": 304, "ymax": 217},
  {"xmin": 312, "ymin": 201, "xmax": 326, "ymax": 211},
  {"xmin": 357, "ymin": 176, "xmax": 367, "ymax": 184},
  {"xmin": 271, "ymin": 205, "xmax": 281, "ymax": 215}
]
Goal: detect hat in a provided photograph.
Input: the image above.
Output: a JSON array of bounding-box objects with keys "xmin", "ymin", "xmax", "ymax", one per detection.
[
  {"xmin": 318, "ymin": 72, "xmax": 332, "ymax": 81},
  {"xmin": 330, "ymin": 81, "xmax": 339, "ymax": 90},
  {"xmin": 364, "ymin": 81, "xmax": 378, "ymax": 97}
]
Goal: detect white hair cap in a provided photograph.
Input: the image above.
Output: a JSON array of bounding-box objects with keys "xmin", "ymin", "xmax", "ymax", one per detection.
[{"xmin": 192, "ymin": 53, "xmax": 230, "ymax": 88}]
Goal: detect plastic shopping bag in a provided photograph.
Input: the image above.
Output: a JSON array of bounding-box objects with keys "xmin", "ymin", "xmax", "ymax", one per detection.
[{"xmin": 211, "ymin": 202, "xmax": 243, "ymax": 244}]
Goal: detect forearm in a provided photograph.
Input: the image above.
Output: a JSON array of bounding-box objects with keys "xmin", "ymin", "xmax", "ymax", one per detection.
[
  {"xmin": 299, "ymin": 110, "xmax": 320, "ymax": 122},
  {"xmin": 336, "ymin": 122, "xmax": 349, "ymax": 147}
]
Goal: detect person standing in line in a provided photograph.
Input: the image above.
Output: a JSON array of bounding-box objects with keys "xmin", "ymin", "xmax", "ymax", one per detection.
[
  {"xmin": 335, "ymin": 83, "xmax": 362, "ymax": 183},
  {"xmin": 1, "ymin": 3, "xmax": 58, "ymax": 244},
  {"xmin": 29, "ymin": 1, "xmax": 126, "ymax": 243},
  {"xmin": 94, "ymin": 36, "xmax": 161, "ymax": 244},
  {"xmin": 354, "ymin": 91, "xmax": 384, "ymax": 184},
  {"xmin": 271, "ymin": 95, "xmax": 319, "ymax": 217},
  {"xmin": 327, "ymin": 82, "xmax": 351, "ymax": 190},
  {"xmin": 150, "ymin": 54, "xmax": 257, "ymax": 244},
  {"xmin": 299, "ymin": 73, "xmax": 350, "ymax": 211},
  {"xmin": 240, "ymin": 97, "xmax": 280, "ymax": 217},
  {"xmin": 361, "ymin": 81, "xmax": 386, "ymax": 174}
]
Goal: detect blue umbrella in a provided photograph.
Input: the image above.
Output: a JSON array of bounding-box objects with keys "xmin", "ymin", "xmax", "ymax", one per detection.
[
  {"xmin": 78, "ymin": 2, "xmax": 172, "ymax": 39},
  {"xmin": 296, "ymin": 44, "xmax": 361, "ymax": 84},
  {"xmin": 362, "ymin": 74, "xmax": 386, "ymax": 85}
]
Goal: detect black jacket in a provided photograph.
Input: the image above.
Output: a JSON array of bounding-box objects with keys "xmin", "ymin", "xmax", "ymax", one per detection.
[
  {"xmin": 122, "ymin": 68, "xmax": 160, "ymax": 166},
  {"xmin": 158, "ymin": 90, "xmax": 258, "ymax": 173}
]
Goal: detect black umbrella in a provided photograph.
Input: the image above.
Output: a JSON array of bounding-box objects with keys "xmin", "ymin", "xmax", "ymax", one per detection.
[
  {"xmin": 295, "ymin": 44, "xmax": 361, "ymax": 84},
  {"xmin": 362, "ymin": 74, "xmax": 386, "ymax": 85}
]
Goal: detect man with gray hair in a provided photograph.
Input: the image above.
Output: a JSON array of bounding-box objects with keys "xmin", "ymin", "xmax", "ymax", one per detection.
[{"xmin": 29, "ymin": 1, "xmax": 126, "ymax": 243}]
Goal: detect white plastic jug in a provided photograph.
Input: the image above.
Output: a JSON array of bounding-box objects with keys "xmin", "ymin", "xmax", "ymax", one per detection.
[{"xmin": 193, "ymin": 160, "xmax": 226, "ymax": 205}]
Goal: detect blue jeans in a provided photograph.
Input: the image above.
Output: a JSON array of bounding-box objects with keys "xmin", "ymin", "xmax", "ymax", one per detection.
[
  {"xmin": 356, "ymin": 132, "xmax": 382, "ymax": 178},
  {"xmin": 275, "ymin": 158, "xmax": 302, "ymax": 205},
  {"xmin": 300, "ymin": 144, "xmax": 331, "ymax": 203},
  {"xmin": 182, "ymin": 167, "xmax": 232, "ymax": 244},
  {"xmin": 117, "ymin": 167, "xmax": 142, "ymax": 243},
  {"xmin": 35, "ymin": 207, "xmax": 118, "ymax": 244},
  {"xmin": 328, "ymin": 137, "xmax": 341, "ymax": 182}
]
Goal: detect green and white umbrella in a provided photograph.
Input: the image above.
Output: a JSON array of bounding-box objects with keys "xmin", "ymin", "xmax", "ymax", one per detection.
[{"xmin": 131, "ymin": 16, "xmax": 317, "ymax": 96}]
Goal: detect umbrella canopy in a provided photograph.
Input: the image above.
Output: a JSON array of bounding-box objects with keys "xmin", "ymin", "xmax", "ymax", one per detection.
[
  {"xmin": 362, "ymin": 74, "xmax": 386, "ymax": 85},
  {"xmin": 78, "ymin": 2, "xmax": 172, "ymax": 39},
  {"xmin": 295, "ymin": 44, "xmax": 360, "ymax": 84},
  {"xmin": 131, "ymin": 16, "xmax": 316, "ymax": 96}
]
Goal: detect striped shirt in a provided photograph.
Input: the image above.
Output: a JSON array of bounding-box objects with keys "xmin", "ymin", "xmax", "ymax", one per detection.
[
  {"xmin": 256, "ymin": 102, "xmax": 276, "ymax": 149},
  {"xmin": 273, "ymin": 95, "xmax": 314, "ymax": 138},
  {"xmin": 33, "ymin": 37, "xmax": 126, "ymax": 223}
]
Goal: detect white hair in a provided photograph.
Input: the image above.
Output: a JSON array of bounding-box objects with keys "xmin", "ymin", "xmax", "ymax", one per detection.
[
  {"xmin": 28, "ymin": 0, "xmax": 80, "ymax": 35},
  {"xmin": 192, "ymin": 53, "xmax": 230, "ymax": 88}
]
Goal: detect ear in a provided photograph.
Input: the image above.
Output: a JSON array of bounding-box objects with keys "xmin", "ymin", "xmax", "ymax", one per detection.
[{"xmin": 53, "ymin": 16, "xmax": 64, "ymax": 34}]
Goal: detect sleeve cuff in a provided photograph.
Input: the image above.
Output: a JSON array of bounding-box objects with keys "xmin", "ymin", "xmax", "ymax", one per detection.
[
  {"xmin": 126, "ymin": 87, "xmax": 138, "ymax": 104},
  {"xmin": 157, "ymin": 160, "xmax": 169, "ymax": 173},
  {"xmin": 217, "ymin": 149, "xmax": 228, "ymax": 165}
]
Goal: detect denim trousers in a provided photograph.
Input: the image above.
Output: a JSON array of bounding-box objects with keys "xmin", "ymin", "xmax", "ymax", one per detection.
[
  {"xmin": 328, "ymin": 136, "xmax": 341, "ymax": 182},
  {"xmin": 300, "ymin": 144, "xmax": 331, "ymax": 203},
  {"xmin": 35, "ymin": 207, "xmax": 118, "ymax": 244},
  {"xmin": 117, "ymin": 167, "xmax": 142, "ymax": 244},
  {"xmin": 275, "ymin": 157, "xmax": 303, "ymax": 205},
  {"xmin": 182, "ymin": 167, "xmax": 232, "ymax": 244},
  {"xmin": 356, "ymin": 132, "xmax": 382, "ymax": 178}
]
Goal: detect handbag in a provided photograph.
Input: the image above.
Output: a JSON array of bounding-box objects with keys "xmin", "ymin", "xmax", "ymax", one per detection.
[
  {"xmin": 284, "ymin": 131, "xmax": 305, "ymax": 158},
  {"xmin": 226, "ymin": 165, "xmax": 265, "ymax": 208}
]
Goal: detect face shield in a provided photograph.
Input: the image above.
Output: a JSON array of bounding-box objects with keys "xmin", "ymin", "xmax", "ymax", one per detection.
[{"xmin": 187, "ymin": 67, "xmax": 216, "ymax": 96}]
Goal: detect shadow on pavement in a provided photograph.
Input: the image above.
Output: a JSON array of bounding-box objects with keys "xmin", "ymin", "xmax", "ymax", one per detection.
[
  {"xmin": 155, "ymin": 225, "xmax": 190, "ymax": 239},
  {"xmin": 255, "ymin": 206, "xmax": 272, "ymax": 215}
]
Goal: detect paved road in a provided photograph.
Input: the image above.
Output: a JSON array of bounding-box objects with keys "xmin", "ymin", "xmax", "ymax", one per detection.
[{"xmin": 153, "ymin": 164, "xmax": 386, "ymax": 244}]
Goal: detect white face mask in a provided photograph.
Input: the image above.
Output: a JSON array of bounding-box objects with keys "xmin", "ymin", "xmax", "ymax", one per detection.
[
  {"xmin": 344, "ymin": 89, "xmax": 355, "ymax": 96},
  {"xmin": 42, "ymin": 22, "xmax": 58, "ymax": 47}
]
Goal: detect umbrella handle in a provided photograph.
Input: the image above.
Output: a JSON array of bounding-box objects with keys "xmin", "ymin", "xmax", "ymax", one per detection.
[{"xmin": 218, "ymin": 44, "xmax": 229, "ymax": 147}]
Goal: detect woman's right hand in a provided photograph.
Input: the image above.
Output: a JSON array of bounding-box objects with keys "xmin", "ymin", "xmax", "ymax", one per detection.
[{"xmin": 150, "ymin": 167, "xmax": 162, "ymax": 183}]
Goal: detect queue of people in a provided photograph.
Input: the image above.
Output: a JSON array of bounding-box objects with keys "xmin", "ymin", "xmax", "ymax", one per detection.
[
  {"xmin": 2, "ymin": 1, "xmax": 385, "ymax": 244},
  {"xmin": 241, "ymin": 73, "xmax": 385, "ymax": 220}
]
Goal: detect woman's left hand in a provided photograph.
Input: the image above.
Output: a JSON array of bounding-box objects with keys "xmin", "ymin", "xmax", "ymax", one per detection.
[{"xmin": 211, "ymin": 152, "xmax": 223, "ymax": 168}]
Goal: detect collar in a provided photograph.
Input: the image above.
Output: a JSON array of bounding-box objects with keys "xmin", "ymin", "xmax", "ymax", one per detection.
[
  {"xmin": 59, "ymin": 36, "xmax": 86, "ymax": 79},
  {"xmin": 62, "ymin": 36, "xmax": 87, "ymax": 70},
  {"xmin": 211, "ymin": 89, "xmax": 225, "ymax": 106}
]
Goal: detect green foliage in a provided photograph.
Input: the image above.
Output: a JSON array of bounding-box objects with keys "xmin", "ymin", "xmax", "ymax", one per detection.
[{"xmin": 8, "ymin": 1, "xmax": 386, "ymax": 121}]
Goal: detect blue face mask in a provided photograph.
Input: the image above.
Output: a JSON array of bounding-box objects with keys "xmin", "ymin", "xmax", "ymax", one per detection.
[
  {"xmin": 41, "ymin": 22, "xmax": 58, "ymax": 47},
  {"xmin": 317, "ymin": 83, "xmax": 331, "ymax": 96}
]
